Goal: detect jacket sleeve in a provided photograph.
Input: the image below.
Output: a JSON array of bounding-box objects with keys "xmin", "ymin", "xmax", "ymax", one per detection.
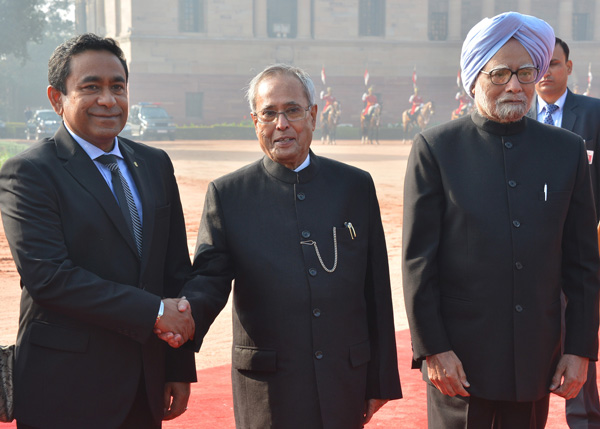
[
  {"xmin": 364, "ymin": 173, "xmax": 402, "ymax": 400},
  {"xmin": 402, "ymin": 134, "xmax": 453, "ymax": 365},
  {"xmin": 561, "ymin": 138, "xmax": 600, "ymax": 360},
  {"xmin": 183, "ymin": 181, "xmax": 235, "ymax": 352},
  {"xmin": 591, "ymin": 103, "xmax": 600, "ymax": 223},
  {"xmin": 160, "ymin": 151, "xmax": 197, "ymax": 381}
]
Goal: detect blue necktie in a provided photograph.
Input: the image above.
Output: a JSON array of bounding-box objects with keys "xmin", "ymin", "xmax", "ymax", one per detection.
[
  {"xmin": 543, "ymin": 104, "xmax": 559, "ymax": 125},
  {"xmin": 96, "ymin": 155, "xmax": 143, "ymax": 257}
]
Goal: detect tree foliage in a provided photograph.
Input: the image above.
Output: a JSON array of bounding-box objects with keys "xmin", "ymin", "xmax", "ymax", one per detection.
[
  {"xmin": 0, "ymin": 0, "xmax": 46, "ymax": 60},
  {"xmin": 0, "ymin": 0, "xmax": 75, "ymax": 120}
]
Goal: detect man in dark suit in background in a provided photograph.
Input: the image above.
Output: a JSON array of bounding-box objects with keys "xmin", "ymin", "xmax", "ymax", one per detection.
[
  {"xmin": 531, "ymin": 36, "xmax": 600, "ymax": 429},
  {"xmin": 161, "ymin": 63, "xmax": 402, "ymax": 428},
  {"xmin": 0, "ymin": 34, "xmax": 196, "ymax": 428},
  {"xmin": 403, "ymin": 13, "xmax": 600, "ymax": 428}
]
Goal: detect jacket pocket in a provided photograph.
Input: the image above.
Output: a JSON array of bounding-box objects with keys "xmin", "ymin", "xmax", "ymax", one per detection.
[
  {"xmin": 538, "ymin": 190, "xmax": 570, "ymax": 202},
  {"xmin": 349, "ymin": 340, "xmax": 371, "ymax": 368},
  {"xmin": 233, "ymin": 345, "xmax": 277, "ymax": 372},
  {"xmin": 28, "ymin": 320, "xmax": 89, "ymax": 353}
]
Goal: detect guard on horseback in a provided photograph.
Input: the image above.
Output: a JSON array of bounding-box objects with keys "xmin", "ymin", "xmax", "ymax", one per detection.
[
  {"xmin": 321, "ymin": 98, "xmax": 341, "ymax": 145},
  {"xmin": 361, "ymin": 87, "xmax": 381, "ymax": 145},
  {"xmin": 320, "ymin": 87, "xmax": 337, "ymax": 123},
  {"xmin": 401, "ymin": 87, "xmax": 434, "ymax": 135},
  {"xmin": 409, "ymin": 87, "xmax": 424, "ymax": 116},
  {"xmin": 451, "ymin": 88, "xmax": 473, "ymax": 120},
  {"xmin": 361, "ymin": 86, "xmax": 378, "ymax": 121}
]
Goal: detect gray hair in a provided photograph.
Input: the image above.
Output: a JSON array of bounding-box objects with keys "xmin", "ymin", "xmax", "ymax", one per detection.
[{"xmin": 246, "ymin": 64, "xmax": 316, "ymax": 112}]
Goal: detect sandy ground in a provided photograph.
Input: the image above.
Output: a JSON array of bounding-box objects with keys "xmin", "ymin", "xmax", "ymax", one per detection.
[{"xmin": 0, "ymin": 138, "xmax": 412, "ymax": 371}]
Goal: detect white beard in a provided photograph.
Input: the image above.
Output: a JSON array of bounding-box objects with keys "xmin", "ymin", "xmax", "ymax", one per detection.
[{"xmin": 475, "ymin": 91, "xmax": 531, "ymax": 123}]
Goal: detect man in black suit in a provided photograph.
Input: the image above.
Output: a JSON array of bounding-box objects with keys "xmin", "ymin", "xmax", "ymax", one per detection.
[
  {"xmin": 403, "ymin": 13, "xmax": 600, "ymax": 428},
  {"xmin": 531, "ymin": 37, "xmax": 600, "ymax": 429},
  {"xmin": 0, "ymin": 34, "xmax": 196, "ymax": 428},
  {"xmin": 161, "ymin": 64, "xmax": 402, "ymax": 428}
]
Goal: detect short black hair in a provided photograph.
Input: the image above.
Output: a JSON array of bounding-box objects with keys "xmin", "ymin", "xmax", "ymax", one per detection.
[
  {"xmin": 48, "ymin": 33, "xmax": 129, "ymax": 94},
  {"xmin": 555, "ymin": 37, "xmax": 570, "ymax": 62}
]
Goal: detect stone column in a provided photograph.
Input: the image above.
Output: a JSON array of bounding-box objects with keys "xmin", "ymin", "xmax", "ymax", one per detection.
[
  {"xmin": 448, "ymin": 0, "xmax": 461, "ymax": 40},
  {"xmin": 254, "ymin": 0, "xmax": 268, "ymax": 38},
  {"xmin": 96, "ymin": 0, "xmax": 106, "ymax": 35},
  {"xmin": 595, "ymin": 1, "xmax": 600, "ymax": 40},
  {"xmin": 297, "ymin": 0, "xmax": 312, "ymax": 39},
  {"xmin": 557, "ymin": 0, "xmax": 573, "ymax": 40}
]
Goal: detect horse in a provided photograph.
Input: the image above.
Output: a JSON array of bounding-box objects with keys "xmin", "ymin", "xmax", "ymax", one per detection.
[
  {"xmin": 320, "ymin": 102, "xmax": 341, "ymax": 145},
  {"xmin": 361, "ymin": 103, "xmax": 381, "ymax": 145},
  {"xmin": 401, "ymin": 101, "xmax": 434, "ymax": 136},
  {"xmin": 451, "ymin": 102, "xmax": 473, "ymax": 120}
]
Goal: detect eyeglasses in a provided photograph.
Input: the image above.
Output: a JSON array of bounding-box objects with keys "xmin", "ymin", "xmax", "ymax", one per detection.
[
  {"xmin": 254, "ymin": 105, "xmax": 312, "ymax": 124},
  {"xmin": 479, "ymin": 67, "xmax": 540, "ymax": 85}
]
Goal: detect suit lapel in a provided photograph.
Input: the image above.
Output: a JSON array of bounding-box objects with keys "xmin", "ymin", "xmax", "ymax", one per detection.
[
  {"xmin": 55, "ymin": 125, "xmax": 139, "ymax": 257},
  {"xmin": 561, "ymin": 90, "xmax": 578, "ymax": 132},
  {"xmin": 119, "ymin": 138, "xmax": 154, "ymax": 270}
]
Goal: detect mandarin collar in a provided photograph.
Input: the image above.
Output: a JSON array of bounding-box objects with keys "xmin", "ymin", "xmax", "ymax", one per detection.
[
  {"xmin": 471, "ymin": 110, "xmax": 527, "ymax": 136},
  {"xmin": 262, "ymin": 150, "xmax": 320, "ymax": 184}
]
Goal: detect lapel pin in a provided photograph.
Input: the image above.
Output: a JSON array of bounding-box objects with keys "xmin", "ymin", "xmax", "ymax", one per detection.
[{"xmin": 134, "ymin": 162, "xmax": 139, "ymax": 167}]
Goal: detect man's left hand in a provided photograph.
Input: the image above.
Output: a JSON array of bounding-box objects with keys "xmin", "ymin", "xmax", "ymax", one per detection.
[
  {"xmin": 163, "ymin": 382, "xmax": 191, "ymax": 420},
  {"xmin": 363, "ymin": 399, "xmax": 388, "ymax": 425},
  {"xmin": 549, "ymin": 354, "xmax": 589, "ymax": 399}
]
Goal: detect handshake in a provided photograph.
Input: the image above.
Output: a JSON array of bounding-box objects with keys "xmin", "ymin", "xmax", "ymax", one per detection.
[{"xmin": 154, "ymin": 297, "xmax": 195, "ymax": 348}]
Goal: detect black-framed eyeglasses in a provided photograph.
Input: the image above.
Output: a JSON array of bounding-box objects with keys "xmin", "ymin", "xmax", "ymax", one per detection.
[
  {"xmin": 254, "ymin": 105, "xmax": 312, "ymax": 124},
  {"xmin": 479, "ymin": 66, "xmax": 540, "ymax": 85}
]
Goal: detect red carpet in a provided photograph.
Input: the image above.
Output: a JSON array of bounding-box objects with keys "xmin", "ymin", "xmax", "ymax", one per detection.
[
  {"xmin": 162, "ymin": 329, "xmax": 571, "ymax": 428},
  {"xmin": 162, "ymin": 329, "xmax": 572, "ymax": 428},
  {"xmin": 0, "ymin": 330, "xmax": 577, "ymax": 427}
]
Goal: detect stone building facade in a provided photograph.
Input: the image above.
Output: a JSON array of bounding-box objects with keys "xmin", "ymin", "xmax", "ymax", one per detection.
[{"xmin": 75, "ymin": 0, "xmax": 600, "ymax": 127}]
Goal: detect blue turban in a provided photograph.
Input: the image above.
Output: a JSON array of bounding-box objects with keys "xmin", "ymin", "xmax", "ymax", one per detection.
[{"xmin": 460, "ymin": 12, "xmax": 555, "ymax": 96}]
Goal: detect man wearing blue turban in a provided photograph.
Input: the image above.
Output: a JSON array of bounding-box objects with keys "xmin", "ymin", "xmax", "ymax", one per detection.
[{"xmin": 403, "ymin": 12, "xmax": 600, "ymax": 428}]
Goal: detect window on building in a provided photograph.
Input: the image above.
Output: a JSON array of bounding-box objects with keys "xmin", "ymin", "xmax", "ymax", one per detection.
[
  {"xmin": 428, "ymin": 0, "xmax": 448, "ymax": 41},
  {"xmin": 460, "ymin": 0, "xmax": 482, "ymax": 38},
  {"xmin": 179, "ymin": 0, "xmax": 204, "ymax": 33},
  {"xmin": 267, "ymin": 0, "xmax": 297, "ymax": 38},
  {"xmin": 573, "ymin": 0, "xmax": 595, "ymax": 40},
  {"xmin": 359, "ymin": 0, "xmax": 385, "ymax": 37},
  {"xmin": 186, "ymin": 92, "xmax": 204, "ymax": 118},
  {"xmin": 573, "ymin": 13, "xmax": 591, "ymax": 40},
  {"xmin": 428, "ymin": 12, "xmax": 447, "ymax": 41}
]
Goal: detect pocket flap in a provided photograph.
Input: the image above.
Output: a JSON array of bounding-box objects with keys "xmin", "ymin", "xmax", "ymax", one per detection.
[
  {"xmin": 29, "ymin": 321, "xmax": 89, "ymax": 353},
  {"xmin": 349, "ymin": 340, "xmax": 371, "ymax": 368},
  {"xmin": 233, "ymin": 346, "xmax": 276, "ymax": 372}
]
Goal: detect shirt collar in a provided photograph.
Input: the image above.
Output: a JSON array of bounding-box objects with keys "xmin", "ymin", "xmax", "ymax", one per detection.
[
  {"xmin": 64, "ymin": 123, "xmax": 122, "ymax": 160},
  {"xmin": 537, "ymin": 89, "xmax": 568, "ymax": 115},
  {"xmin": 262, "ymin": 150, "xmax": 319, "ymax": 184},
  {"xmin": 293, "ymin": 153, "xmax": 311, "ymax": 172}
]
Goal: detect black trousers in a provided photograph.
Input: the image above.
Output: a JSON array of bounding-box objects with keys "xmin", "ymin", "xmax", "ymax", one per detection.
[
  {"xmin": 17, "ymin": 374, "xmax": 159, "ymax": 429},
  {"xmin": 118, "ymin": 374, "xmax": 159, "ymax": 429},
  {"xmin": 427, "ymin": 383, "xmax": 550, "ymax": 429}
]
